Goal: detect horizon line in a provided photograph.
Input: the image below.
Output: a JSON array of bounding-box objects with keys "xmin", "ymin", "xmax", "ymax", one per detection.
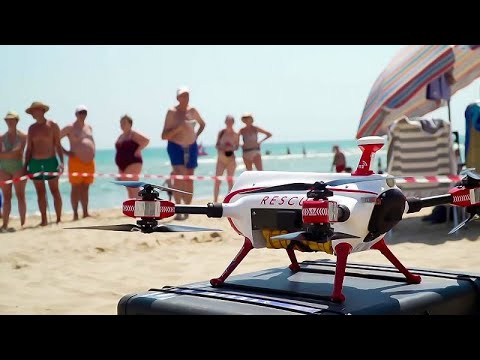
[{"xmin": 93, "ymin": 138, "xmax": 364, "ymax": 151}]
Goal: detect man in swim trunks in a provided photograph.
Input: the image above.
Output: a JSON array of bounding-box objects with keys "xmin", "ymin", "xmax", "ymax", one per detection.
[
  {"xmin": 24, "ymin": 101, "xmax": 64, "ymax": 226},
  {"xmin": 331, "ymin": 145, "xmax": 346, "ymax": 173},
  {"xmin": 60, "ymin": 105, "xmax": 96, "ymax": 220},
  {"xmin": 162, "ymin": 87, "xmax": 205, "ymax": 218}
]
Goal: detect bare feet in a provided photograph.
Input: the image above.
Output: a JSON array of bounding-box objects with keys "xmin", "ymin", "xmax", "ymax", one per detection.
[
  {"xmin": 83, "ymin": 213, "xmax": 90, "ymax": 218},
  {"xmin": 73, "ymin": 213, "xmax": 79, "ymax": 221},
  {"xmin": 39, "ymin": 222, "xmax": 48, "ymax": 227},
  {"xmin": 56, "ymin": 218, "xmax": 61, "ymax": 224}
]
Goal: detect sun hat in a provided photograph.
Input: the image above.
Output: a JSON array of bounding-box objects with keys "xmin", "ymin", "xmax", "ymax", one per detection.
[
  {"xmin": 26, "ymin": 101, "xmax": 49, "ymax": 115},
  {"xmin": 4, "ymin": 110, "xmax": 19, "ymax": 121}
]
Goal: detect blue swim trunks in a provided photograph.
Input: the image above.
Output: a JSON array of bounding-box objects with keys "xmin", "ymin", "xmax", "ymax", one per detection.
[{"xmin": 167, "ymin": 141, "xmax": 198, "ymax": 169}]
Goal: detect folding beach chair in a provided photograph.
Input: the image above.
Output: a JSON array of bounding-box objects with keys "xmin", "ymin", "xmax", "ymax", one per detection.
[{"xmin": 386, "ymin": 116, "xmax": 461, "ymax": 229}]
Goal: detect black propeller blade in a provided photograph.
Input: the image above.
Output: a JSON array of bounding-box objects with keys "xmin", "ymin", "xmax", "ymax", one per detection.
[
  {"xmin": 245, "ymin": 183, "xmax": 314, "ymax": 194},
  {"xmin": 65, "ymin": 223, "xmax": 222, "ymax": 233},
  {"xmin": 448, "ymin": 212, "xmax": 480, "ymax": 234},
  {"xmin": 271, "ymin": 231, "xmax": 359, "ymax": 242},
  {"xmin": 153, "ymin": 224, "xmax": 222, "ymax": 232},
  {"xmin": 111, "ymin": 180, "xmax": 191, "ymax": 195},
  {"xmin": 65, "ymin": 224, "xmax": 141, "ymax": 232},
  {"xmin": 244, "ymin": 176, "xmax": 391, "ymax": 195}
]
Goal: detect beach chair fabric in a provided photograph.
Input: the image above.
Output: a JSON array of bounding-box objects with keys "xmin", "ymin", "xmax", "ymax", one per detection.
[{"xmin": 386, "ymin": 117, "xmax": 457, "ymax": 198}]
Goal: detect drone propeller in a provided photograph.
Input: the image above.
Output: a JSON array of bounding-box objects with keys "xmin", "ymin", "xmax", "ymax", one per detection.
[
  {"xmin": 460, "ymin": 169, "xmax": 480, "ymax": 181},
  {"xmin": 271, "ymin": 231, "xmax": 359, "ymax": 242},
  {"xmin": 244, "ymin": 176, "xmax": 392, "ymax": 195},
  {"xmin": 448, "ymin": 211, "xmax": 480, "ymax": 235},
  {"xmin": 111, "ymin": 180, "xmax": 191, "ymax": 195},
  {"xmin": 65, "ymin": 223, "xmax": 222, "ymax": 233}
]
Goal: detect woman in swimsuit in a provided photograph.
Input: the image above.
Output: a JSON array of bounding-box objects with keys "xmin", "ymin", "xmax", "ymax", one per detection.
[
  {"xmin": 239, "ymin": 113, "xmax": 272, "ymax": 171},
  {"xmin": 0, "ymin": 111, "xmax": 27, "ymax": 231},
  {"xmin": 115, "ymin": 115, "xmax": 150, "ymax": 198},
  {"xmin": 214, "ymin": 115, "xmax": 240, "ymax": 202}
]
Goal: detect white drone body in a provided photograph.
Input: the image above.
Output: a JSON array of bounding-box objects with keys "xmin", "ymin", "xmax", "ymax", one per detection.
[{"xmin": 222, "ymin": 170, "xmax": 394, "ymax": 253}]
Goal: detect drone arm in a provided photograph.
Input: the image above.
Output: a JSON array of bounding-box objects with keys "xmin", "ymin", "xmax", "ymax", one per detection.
[
  {"xmin": 406, "ymin": 194, "xmax": 453, "ymax": 214},
  {"xmin": 174, "ymin": 203, "xmax": 224, "ymax": 218}
]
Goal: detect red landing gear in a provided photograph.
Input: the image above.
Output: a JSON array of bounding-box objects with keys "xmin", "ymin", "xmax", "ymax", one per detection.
[
  {"xmin": 331, "ymin": 242, "xmax": 352, "ymax": 303},
  {"xmin": 210, "ymin": 238, "xmax": 254, "ymax": 287},
  {"xmin": 372, "ymin": 238, "xmax": 422, "ymax": 284},
  {"xmin": 286, "ymin": 247, "xmax": 300, "ymax": 272},
  {"xmin": 330, "ymin": 239, "xmax": 422, "ymax": 303}
]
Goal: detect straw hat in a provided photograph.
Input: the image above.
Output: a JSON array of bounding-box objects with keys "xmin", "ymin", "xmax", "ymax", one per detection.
[
  {"xmin": 241, "ymin": 112, "xmax": 254, "ymax": 123},
  {"xmin": 4, "ymin": 110, "xmax": 19, "ymax": 121},
  {"xmin": 25, "ymin": 101, "xmax": 49, "ymax": 115}
]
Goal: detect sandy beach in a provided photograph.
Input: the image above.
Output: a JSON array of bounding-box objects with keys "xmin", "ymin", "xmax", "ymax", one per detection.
[{"xmin": 0, "ymin": 203, "xmax": 479, "ymax": 315}]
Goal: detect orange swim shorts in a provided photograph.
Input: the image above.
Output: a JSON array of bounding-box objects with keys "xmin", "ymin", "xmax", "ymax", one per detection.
[{"xmin": 68, "ymin": 156, "xmax": 95, "ymax": 185}]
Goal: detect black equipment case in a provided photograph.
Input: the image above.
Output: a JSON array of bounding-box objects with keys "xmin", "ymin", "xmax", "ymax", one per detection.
[{"xmin": 118, "ymin": 259, "xmax": 480, "ymax": 315}]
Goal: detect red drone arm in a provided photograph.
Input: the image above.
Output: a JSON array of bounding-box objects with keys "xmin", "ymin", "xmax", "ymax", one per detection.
[
  {"xmin": 122, "ymin": 200, "xmax": 225, "ymax": 220},
  {"xmin": 406, "ymin": 185, "xmax": 480, "ymax": 214}
]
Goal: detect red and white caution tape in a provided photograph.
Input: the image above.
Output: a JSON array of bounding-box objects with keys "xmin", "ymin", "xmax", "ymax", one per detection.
[
  {"xmin": 0, "ymin": 172, "xmax": 237, "ymax": 185},
  {"xmin": 394, "ymin": 175, "xmax": 462, "ymax": 184},
  {"xmin": 0, "ymin": 172, "xmax": 463, "ymax": 186}
]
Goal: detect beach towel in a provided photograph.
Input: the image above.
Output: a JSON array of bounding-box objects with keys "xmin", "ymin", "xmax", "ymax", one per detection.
[{"xmin": 465, "ymin": 102, "xmax": 480, "ymax": 170}]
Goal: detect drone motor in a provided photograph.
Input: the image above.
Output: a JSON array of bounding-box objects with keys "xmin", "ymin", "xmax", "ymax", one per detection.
[
  {"xmin": 302, "ymin": 199, "xmax": 339, "ymax": 224},
  {"xmin": 122, "ymin": 199, "xmax": 176, "ymax": 220}
]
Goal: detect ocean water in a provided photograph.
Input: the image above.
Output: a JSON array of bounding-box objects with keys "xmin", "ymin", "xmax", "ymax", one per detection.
[{"xmin": 7, "ymin": 139, "xmax": 389, "ymax": 216}]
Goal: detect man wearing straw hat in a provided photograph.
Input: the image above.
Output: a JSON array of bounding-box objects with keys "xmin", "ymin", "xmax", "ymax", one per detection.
[{"xmin": 24, "ymin": 101, "xmax": 64, "ymax": 226}]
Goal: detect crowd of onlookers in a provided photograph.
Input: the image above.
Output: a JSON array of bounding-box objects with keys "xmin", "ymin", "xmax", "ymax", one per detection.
[{"xmin": 0, "ymin": 86, "xmax": 275, "ymax": 231}]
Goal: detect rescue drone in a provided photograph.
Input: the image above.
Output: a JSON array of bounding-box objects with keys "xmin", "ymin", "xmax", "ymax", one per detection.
[{"xmin": 68, "ymin": 137, "xmax": 480, "ymax": 303}]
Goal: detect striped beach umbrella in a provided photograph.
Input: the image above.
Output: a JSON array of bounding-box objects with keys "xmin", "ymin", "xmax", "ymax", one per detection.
[{"xmin": 357, "ymin": 45, "xmax": 480, "ymax": 138}]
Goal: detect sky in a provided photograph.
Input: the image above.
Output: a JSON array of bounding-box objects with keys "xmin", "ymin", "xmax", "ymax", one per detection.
[{"xmin": 1, "ymin": 45, "xmax": 479, "ymax": 150}]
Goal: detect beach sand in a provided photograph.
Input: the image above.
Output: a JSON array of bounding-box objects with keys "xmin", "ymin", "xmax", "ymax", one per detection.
[{"xmin": 0, "ymin": 203, "xmax": 479, "ymax": 315}]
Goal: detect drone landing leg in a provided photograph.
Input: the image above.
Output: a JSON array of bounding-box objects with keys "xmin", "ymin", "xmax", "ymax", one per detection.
[
  {"xmin": 331, "ymin": 242, "xmax": 352, "ymax": 303},
  {"xmin": 286, "ymin": 248, "xmax": 300, "ymax": 272},
  {"xmin": 372, "ymin": 239, "xmax": 421, "ymax": 284},
  {"xmin": 210, "ymin": 238, "xmax": 253, "ymax": 287}
]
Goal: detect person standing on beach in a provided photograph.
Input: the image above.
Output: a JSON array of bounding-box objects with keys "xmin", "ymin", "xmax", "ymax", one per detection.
[
  {"xmin": 0, "ymin": 111, "xmax": 27, "ymax": 231},
  {"xmin": 115, "ymin": 114, "xmax": 150, "ymax": 199},
  {"xmin": 24, "ymin": 101, "xmax": 64, "ymax": 226},
  {"xmin": 331, "ymin": 145, "xmax": 346, "ymax": 173},
  {"xmin": 239, "ymin": 113, "xmax": 272, "ymax": 171},
  {"xmin": 60, "ymin": 105, "xmax": 96, "ymax": 220},
  {"xmin": 214, "ymin": 115, "xmax": 239, "ymax": 203},
  {"xmin": 162, "ymin": 86, "xmax": 205, "ymax": 220}
]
